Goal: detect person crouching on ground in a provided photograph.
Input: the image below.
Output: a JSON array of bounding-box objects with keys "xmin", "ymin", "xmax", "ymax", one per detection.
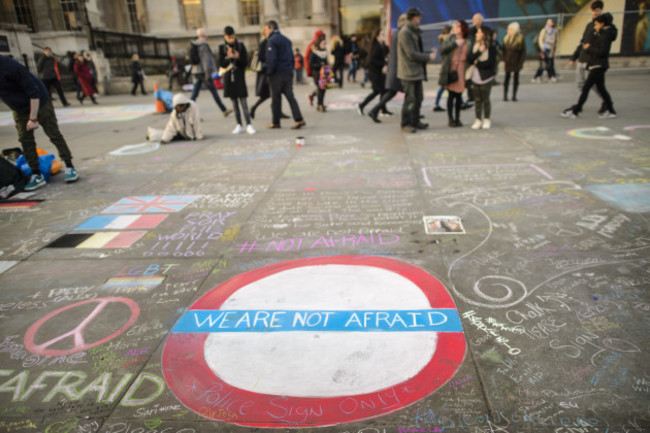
[
  {"xmin": 160, "ymin": 94, "xmax": 203, "ymax": 144},
  {"xmin": 219, "ymin": 25, "xmax": 255, "ymax": 134},
  {"xmin": 468, "ymin": 26, "xmax": 497, "ymax": 130}
]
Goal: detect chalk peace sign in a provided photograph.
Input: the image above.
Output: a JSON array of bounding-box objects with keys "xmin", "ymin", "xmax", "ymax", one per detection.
[{"xmin": 24, "ymin": 297, "xmax": 140, "ymax": 356}]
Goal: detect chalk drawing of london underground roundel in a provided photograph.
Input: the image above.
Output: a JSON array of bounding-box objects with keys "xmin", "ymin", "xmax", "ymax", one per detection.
[{"xmin": 163, "ymin": 256, "xmax": 466, "ymax": 427}]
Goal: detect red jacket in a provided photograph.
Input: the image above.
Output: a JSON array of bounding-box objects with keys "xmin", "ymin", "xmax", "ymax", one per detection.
[{"xmin": 304, "ymin": 30, "xmax": 324, "ymax": 76}]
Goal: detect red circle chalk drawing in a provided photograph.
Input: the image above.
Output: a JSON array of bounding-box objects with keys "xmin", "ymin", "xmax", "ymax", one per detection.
[
  {"xmin": 24, "ymin": 297, "xmax": 140, "ymax": 356},
  {"xmin": 163, "ymin": 256, "xmax": 466, "ymax": 427}
]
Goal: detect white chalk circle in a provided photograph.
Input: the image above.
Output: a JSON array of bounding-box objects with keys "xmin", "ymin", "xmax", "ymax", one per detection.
[
  {"xmin": 203, "ymin": 264, "xmax": 437, "ymax": 397},
  {"xmin": 109, "ymin": 142, "xmax": 160, "ymax": 156}
]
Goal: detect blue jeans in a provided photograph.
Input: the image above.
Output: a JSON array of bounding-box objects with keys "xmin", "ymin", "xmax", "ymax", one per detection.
[{"xmin": 190, "ymin": 73, "xmax": 226, "ymax": 112}]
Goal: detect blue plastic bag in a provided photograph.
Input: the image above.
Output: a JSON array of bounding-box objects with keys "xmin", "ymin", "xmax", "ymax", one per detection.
[
  {"xmin": 16, "ymin": 154, "xmax": 55, "ymax": 181},
  {"xmin": 154, "ymin": 89, "xmax": 174, "ymax": 112}
]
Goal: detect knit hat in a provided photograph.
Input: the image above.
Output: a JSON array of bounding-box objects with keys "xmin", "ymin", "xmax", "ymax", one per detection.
[{"xmin": 406, "ymin": 7, "xmax": 422, "ymax": 20}]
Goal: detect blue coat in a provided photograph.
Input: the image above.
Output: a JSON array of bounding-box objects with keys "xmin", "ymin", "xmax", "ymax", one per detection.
[
  {"xmin": 265, "ymin": 30, "xmax": 294, "ymax": 76},
  {"xmin": 0, "ymin": 55, "xmax": 49, "ymax": 114}
]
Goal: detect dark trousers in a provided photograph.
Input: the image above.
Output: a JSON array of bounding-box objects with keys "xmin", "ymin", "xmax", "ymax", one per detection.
[
  {"xmin": 231, "ymin": 97, "xmax": 251, "ymax": 125},
  {"xmin": 269, "ymin": 72, "xmax": 303, "ymax": 125},
  {"xmin": 473, "ymin": 82, "xmax": 493, "ymax": 119},
  {"xmin": 534, "ymin": 52, "xmax": 556, "ymax": 79},
  {"xmin": 504, "ymin": 71, "xmax": 519, "ymax": 99},
  {"xmin": 12, "ymin": 100, "xmax": 73, "ymax": 174},
  {"xmin": 359, "ymin": 74, "xmax": 385, "ymax": 110},
  {"xmin": 401, "ymin": 80, "xmax": 423, "ymax": 127},
  {"xmin": 190, "ymin": 73, "xmax": 226, "ymax": 112},
  {"xmin": 311, "ymin": 74, "xmax": 326, "ymax": 106},
  {"xmin": 573, "ymin": 67, "xmax": 614, "ymax": 113},
  {"xmin": 131, "ymin": 78, "xmax": 146, "ymax": 95},
  {"xmin": 42, "ymin": 78, "xmax": 69, "ymax": 105},
  {"xmin": 447, "ymin": 90, "xmax": 463, "ymax": 122},
  {"xmin": 168, "ymin": 72, "xmax": 183, "ymax": 90},
  {"xmin": 333, "ymin": 64, "xmax": 344, "ymax": 87},
  {"xmin": 369, "ymin": 89, "xmax": 397, "ymax": 116}
]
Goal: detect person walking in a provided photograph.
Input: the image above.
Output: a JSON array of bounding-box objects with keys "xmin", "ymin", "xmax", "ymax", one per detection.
[
  {"xmin": 502, "ymin": 22, "xmax": 526, "ymax": 101},
  {"xmin": 0, "ymin": 55, "xmax": 79, "ymax": 191},
  {"xmin": 168, "ymin": 56, "xmax": 184, "ymax": 90},
  {"xmin": 570, "ymin": 1, "xmax": 605, "ymax": 112},
  {"xmin": 532, "ymin": 19, "xmax": 558, "ymax": 83},
  {"xmin": 37, "ymin": 47, "xmax": 70, "ymax": 107},
  {"xmin": 189, "ymin": 28, "xmax": 232, "ymax": 117},
  {"xmin": 218, "ymin": 26, "xmax": 255, "ymax": 135},
  {"xmin": 309, "ymin": 34, "xmax": 329, "ymax": 112},
  {"xmin": 84, "ymin": 51, "xmax": 98, "ymax": 95},
  {"xmin": 74, "ymin": 53, "xmax": 98, "ymax": 104},
  {"xmin": 130, "ymin": 53, "xmax": 146, "ymax": 96},
  {"xmin": 439, "ymin": 20, "xmax": 469, "ymax": 128},
  {"xmin": 562, "ymin": 13, "xmax": 617, "ymax": 119},
  {"xmin": 357, "ymin": 29, "xmax": 388, "ymax": 118},
  {"xmin": 347, "ymin": 34, "xmax": 360, "ymax": 83},
  {"xmin": 331, "ymin": 36, "xmax": 346, "ymax": 88},
  {"xmin": 397, "ymin": 8, "xmax": 436, "ymax": 133},
  {"xmin": 264, "ymin": 20, "xmax": 306, "ymax": 130},
  {"xmin": 294, "ymin": 48, "xmax": 304, "ymax": 84},
  {"xmin": 468, "ymin": 26, "xmax": 497, "ymax": 130},
  {"xmin": 304, "ymin": 30, "xmax": 324, "ymax": 89},
  {"xmin": 367, "ymin": 14, "xmax": 407, "ymax": 123},
  {"xmin": 249, "ymin": 30, "xmax": 290, "ymax": 121}
]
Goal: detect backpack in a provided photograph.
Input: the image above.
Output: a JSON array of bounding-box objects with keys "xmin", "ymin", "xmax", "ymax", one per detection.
[
  {"xmin": 189, "ymin": 43, "xmax": 201, "ymax": 65},
  {"xmin": 318, "ymin": 65, "xmax": 335, "ymax": 90},
  {"xmin": 0, "ymin": 156, "xmax": 27, "ymax": 199}
]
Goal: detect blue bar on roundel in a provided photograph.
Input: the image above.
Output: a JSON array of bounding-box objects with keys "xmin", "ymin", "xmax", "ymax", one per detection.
[{"xmin": 172, "ymin": 309, "xmax": 463, "ymax": 333}]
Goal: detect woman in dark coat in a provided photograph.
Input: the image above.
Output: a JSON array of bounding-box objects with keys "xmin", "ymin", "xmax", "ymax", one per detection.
[
  {"xmin": 308, "ymin": 34, "xmax": 328, "ymax": 112},
  {"xmin": 130, "ymin": 53, "xmax": 147, "ymax": 96},
  {"xmin": 502, "ymin": 22, "xmax": 526, "ymax": 101},
  {"xmin": 218, "ymin": 26, "xmax": 254, "ymax": 134},
  {"xmin": 73, "ymin": 54, "xmax": 97, "ymax": 104},
  {"xmin": 357, "ymin": 29, "xmax": 388, "ymax": 120},
  {"xmin": 330, "ymin": 36, "xmax": 346, "ymax": 88}
]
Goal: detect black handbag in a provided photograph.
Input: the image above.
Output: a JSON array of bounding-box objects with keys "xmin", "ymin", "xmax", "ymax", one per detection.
[{"xmin": 448, "ymin": 70, "xmax": 459, "ymax": 84}]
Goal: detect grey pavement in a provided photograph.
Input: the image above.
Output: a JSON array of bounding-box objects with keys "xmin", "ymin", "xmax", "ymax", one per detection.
[{"xmin": 0, "ymin": 69, "xmax": 649, "ymax": 433}]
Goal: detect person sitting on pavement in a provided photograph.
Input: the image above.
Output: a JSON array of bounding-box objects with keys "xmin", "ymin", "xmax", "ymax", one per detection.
[
  {"xmin": 159, "ymin": 94, "xmax": 203, "ymax": 144},
  {"xmin": 0, "ymin": 55, "xmax": 79, "ymax": 191}
]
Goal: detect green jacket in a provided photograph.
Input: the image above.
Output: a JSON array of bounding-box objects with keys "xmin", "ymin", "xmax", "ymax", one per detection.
[
  {"xmin": 397, "ymin": 22, "xmax": 430, "ymax": 81},
  {"xmin": 438, "ymin": 34, "xmax": 458, "ymax": 86}
]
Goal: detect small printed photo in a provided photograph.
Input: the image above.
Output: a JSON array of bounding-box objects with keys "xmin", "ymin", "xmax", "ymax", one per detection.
[{"xmin": 423, "ymin": 216, "xmax": 465, "ymax": 235}]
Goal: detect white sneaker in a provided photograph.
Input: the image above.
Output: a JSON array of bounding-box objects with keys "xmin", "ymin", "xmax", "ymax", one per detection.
[
  {"xmin": 246, "ymin": 124, "xmax": 256, "ymax": 134},
  {"xmin": 561, "ymin": 109, "xmax": 577, "ymax": 119},
  {"xmin": 481, "ymin": 119, "xmax": 491, "ymax": 129},
  {"xmin": 471, "ymin": 119, "xmax": 482, "ymax": 130},
  {"xmin": 232, "ymin": 124, "xmax": 244, "ymax": 134},
  {"xmin": 598, "ymin": 110, "xmax": 617, "ymax": 119},
  {"xmin": 531, "ymin": 77, "xmax": 540, "ymax": 84},
  {"xmin": 550, "ymin": 77, "xmax": 558, "ymax": 83}
]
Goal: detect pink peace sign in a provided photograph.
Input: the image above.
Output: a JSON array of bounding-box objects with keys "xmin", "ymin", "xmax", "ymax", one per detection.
[{"xmin": 24, "ymin": 297, "xmax": 140, "ymax": 356}]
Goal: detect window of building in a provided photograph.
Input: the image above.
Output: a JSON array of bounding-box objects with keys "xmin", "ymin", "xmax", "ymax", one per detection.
[
  {"xmin": 60, "ymin": 0, "xmax": 81, "ymax": 31},
  {"xmin": 241, "ymin": 0, "xmax": 260, "ymax": 26},
  {"xmin": 13, "ymin": 0, "xmax": 35, "ymax": 31},
  {"xmin": 126, "ymin": 0, "xmax": 147, "ymax": 33},
  {"xmin": 180, "ymin": 0, "xmax": 204, "ymax": 29},
  {"xmin": 285, "ymin": 0, "xmax": 311, "ymax": 20}
]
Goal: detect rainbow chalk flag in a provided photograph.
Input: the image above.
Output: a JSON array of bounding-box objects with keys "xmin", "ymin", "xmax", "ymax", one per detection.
[
  {"xmin": 100, "ymin": 276, "xmax": 165, "ymax": 293},
  {"xmin": 0, "ymin": 200, "xmax": 42, "ymax": 210}
]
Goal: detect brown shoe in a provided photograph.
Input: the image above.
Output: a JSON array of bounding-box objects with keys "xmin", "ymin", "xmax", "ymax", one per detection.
[
  {"xmin": 266, "ymin": 123, "xmax": 281, "ymax": 129},
  {"xmin": 291, "ymin": 120, "xmax": 306, "ymax": 130}
]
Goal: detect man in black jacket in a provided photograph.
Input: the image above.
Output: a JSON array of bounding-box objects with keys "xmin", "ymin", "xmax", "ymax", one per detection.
[
  {"xmin": 562, "ymin": 13, "xmax": 617, "ymax": 119},
  {"xmin": 570, "ymin": 2, "xmax": 604, "ymax": 101},
  {"xmin": 0, "ymin": 55, "xmax": 79, "ymax": 191},
  {"xmin": 37, "ymin": 47, "xmax": 70, "ymax": 107},
  {"xmin": 264, "ymin": 20, "xmax": 305, "ymax": 130}
]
